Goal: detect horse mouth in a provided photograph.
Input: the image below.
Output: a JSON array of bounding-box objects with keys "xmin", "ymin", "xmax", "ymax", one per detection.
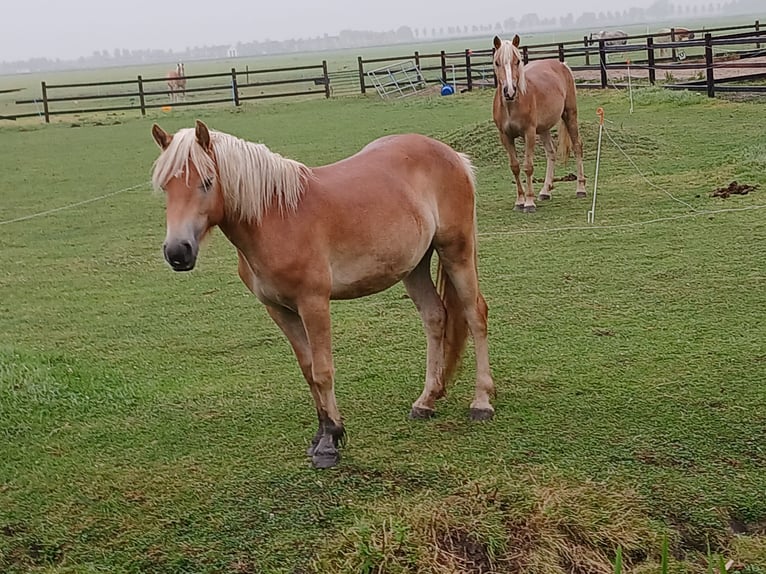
[
  {"xmin": 169, "ymin": 260, "xmax": 195, "ymax": 272},
  {"xmin": 504, "ymin": 93, "xmax": 516, "ymax": 102}
]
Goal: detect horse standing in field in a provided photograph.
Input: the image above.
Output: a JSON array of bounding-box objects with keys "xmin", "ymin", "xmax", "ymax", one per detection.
[
  {"xmin": 655, "ymin": 27, "xmax": 696, "ymax": 58},
  {"xmin": 149, "ymin": 120, "xmax": 496, "ymax": 469},
  {"xmin": 589, "ymin": 29, "xmax": 629, "ymax": 46},
  {"xmin": 491, "ymin": 35, "xmax": 586, "ymax": 213},
  {"xmin": 167, "ymin": 62, "xmax": 186, "ymax": 102}
]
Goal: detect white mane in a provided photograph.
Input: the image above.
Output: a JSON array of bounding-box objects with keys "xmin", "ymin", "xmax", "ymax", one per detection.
[
  {"xmin": 496, "ymin": 40, "xmax": 528, "ymax": 95},
  {"xmin": 151, "ymin": 128, "xmax": 311, "ymax": 222}
]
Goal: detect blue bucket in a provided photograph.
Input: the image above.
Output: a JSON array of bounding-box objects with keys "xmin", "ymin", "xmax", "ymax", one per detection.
[{"xmin": 440, "ymin": 84, "xmax": 455, "ymax": 96}]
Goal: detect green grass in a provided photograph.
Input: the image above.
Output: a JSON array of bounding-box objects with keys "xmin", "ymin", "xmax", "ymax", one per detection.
[{"xmin": 1, "ymin": 88, "xmax": 765, "ymax": 573}]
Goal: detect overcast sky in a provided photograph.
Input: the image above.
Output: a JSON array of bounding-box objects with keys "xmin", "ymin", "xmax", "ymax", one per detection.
[{"xmin": 4, "ymin": 0, "xmax": 722, "ymax": 61}]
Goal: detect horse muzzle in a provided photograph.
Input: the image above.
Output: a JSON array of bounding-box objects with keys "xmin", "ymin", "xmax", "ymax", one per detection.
[
  {"xmin": 503, "ymin": 85, "xmax": 517, "ymax": 101},
  {"xmin": 163, "ymin": 239, "xmax": 198, "ymax": 272}
]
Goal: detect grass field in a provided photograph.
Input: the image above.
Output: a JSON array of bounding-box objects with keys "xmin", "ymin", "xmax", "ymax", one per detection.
[{"xmin": 1, "ymin": 85, "xmax": 766, "ymax": 573}]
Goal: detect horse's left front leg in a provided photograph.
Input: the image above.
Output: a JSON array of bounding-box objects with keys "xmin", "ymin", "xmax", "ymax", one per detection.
[
  {"xmin": 297, "ymin": 296, "xmax": 345, "ymax": 469},
  {"xmin": 522, "ymin": 129, "xmax": 538, "ymax": 213}
]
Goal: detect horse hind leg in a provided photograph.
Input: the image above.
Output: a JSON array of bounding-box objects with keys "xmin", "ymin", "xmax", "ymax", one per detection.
[
  {"xmin": 538, "ymin": 130, "xmax": 556, "ymax": 201},
  {"xmin": 434, "ymin": 238, "xmax": 495, "ymax": 420},
  {"xmin": 403, "ymin": 249, "xmax": 448, "ymax": 420}
]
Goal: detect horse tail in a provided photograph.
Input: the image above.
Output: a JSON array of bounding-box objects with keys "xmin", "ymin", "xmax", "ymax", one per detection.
[
  {"xmin": 436, "ymin": 254, "xmax": 469, "ymax": 385},
  {"xmin": 557, "ymin": 118, "xmax": 572, "ymax": 164},
  {"xmin": 435, "ymin": 151, "xmax": 475, "ymax": 384}
]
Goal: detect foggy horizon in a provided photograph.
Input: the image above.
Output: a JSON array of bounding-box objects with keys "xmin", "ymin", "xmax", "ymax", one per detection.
[{"xmin": 3, "ymin": 0, "xmax": 745, "ymax": 62}]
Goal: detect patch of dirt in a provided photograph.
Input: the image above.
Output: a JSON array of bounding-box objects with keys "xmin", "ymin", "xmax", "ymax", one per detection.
[
  {"xmin": 711, "ymin": 180, "xmax": 759, "ymax": 198},
  {"xmin": 533, "ymin": 172, "xmax": 578, "ymax": 183},
  {"xmin": 435, "ymin": 527, "xmax": 494, "ymax": 573}
]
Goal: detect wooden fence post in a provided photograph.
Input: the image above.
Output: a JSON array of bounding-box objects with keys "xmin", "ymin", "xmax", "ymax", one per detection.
[
  {"xmin": 465, "ymin": 49, "xmax": 473, "ymax": 91},
  {"xmin": 647, "ymin": 37, "xmax": 656, "ymax": 85},
  {"xmin": 704, "ymin": 33, "xmax": 715, "ymax": 98},
  {"xmin": 492, "ymin": 47, "xmax": 498, "ymax": 88},
  {"xmin": 137, "ymin": 75, "xmax": 146, "ymax": 116},
  {"xmin": 230, "ymin": 68, "xmax": 240, "ymax": 106},
  {"xmin": 322, "ymin": 60, "xmax": 330, "ymax": 98},
  {"xmin": 41, "ymin": 81, "xmax": 50, "ymax": 123},
  {"xmin": 598, "ymin": 40, "xmax": 608, "ymax": 88},
  {"xmin": 584, "ymin": 35, "xmax": 590, "ymax": 66},
  {"xmin": 440, "ymin": 51, "xmax": 447, "ymax": 83},
  {"xmin": 670, "ymin": 27, "xmax": 677, "ymax": 61},
  {"xmin": 357, "ymin": 56, "xmax": 366, "ymax": 95},
  {"xmin": 414, "ymin": 51, "xmax": 420, "ymax": 68},
  {"xmin": 558, "ymin": 43, "xmax": 565, "ymax": 62},
  {"xmin": 756, "ymin": 20, "xmax": 761, "ymax": 50},
  {"xmin": 522, "ymin": 46, "xmax": 529, "ymax": 64}
]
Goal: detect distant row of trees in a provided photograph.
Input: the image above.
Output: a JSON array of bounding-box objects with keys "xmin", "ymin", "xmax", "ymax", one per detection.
[{"xmin": 0, "ymin": 0, "xmax": 760, "ymax": 74}]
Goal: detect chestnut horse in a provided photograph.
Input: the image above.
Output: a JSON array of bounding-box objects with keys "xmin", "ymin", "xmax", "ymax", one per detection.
[
  {"xmin": 166, "ymin": 62, "xmax": 186, "ymax": 102},
  {"xmin": 655, "ymin": 28, "xmax": 696, "ymax": 58},
  {"xmin": 150, "ymin": 120, "xmax": 496, "ymax": 468},
  {"xmin": 492, "ymin": 35, "xmax": 586, "ymax": 212}
]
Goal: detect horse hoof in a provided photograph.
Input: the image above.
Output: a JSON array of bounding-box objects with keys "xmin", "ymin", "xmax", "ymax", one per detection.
[
  {"xmin": 513, "ymin": 204, "xmax": 525, "ymax": 212},
  {"xmin": 312, "ymin": 450, "xmax": 340, "ymax": 469},
  {"xmin": 409, "ymin": 406, "xmax": 435, "ymax": 420},
  {"xmin": 576, "ymin": 191, "xmax": 587, "ymax": 198},
  {"xmin": 538, "ymin": 193, "xmax": 551, "ymax": 200},
  {"xmin": 523, "ymin": 205, "xmax": 537, "ymax": 213},
  {"xmin": 470, "ymin": 408, "xmax": 495, "ymax": 421}
]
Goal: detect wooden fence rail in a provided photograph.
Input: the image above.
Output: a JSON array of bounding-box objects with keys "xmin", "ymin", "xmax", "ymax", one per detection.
[
  {"xmin": 358, "ymin": 20, "xmax": 764, "ymax": 98},
  {"xmin": 14, "ymin": 61, "xmax": 330, "ymax": 123}
]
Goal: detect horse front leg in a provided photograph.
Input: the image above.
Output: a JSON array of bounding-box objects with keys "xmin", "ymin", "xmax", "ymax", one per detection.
[
  {"xmin": 297, "ymin": 296, "xmax": 345, "ymax": 469},
  {"xmin": 522, "ymin": 129, "xmax": 537, "ymax": 213},
  {"xmin": 264, "ymin": 304, "xmax": 324, "ymax": 456},
  {"xmin": 499, "ymin": 131, "xmax": 525, "ymax": 211},
  {"xmin": 539, "ymin": 130, "xmax": 556, "ymax": 201}
]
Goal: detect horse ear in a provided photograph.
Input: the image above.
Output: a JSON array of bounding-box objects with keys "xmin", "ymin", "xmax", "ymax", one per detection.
[
  {"xmin": 493, "ymin": 36, "xmax": 502, "ymax": 49},
  {"xmin": 151, "ymin": 124, "xmax": 172, "ymax": 150},
  {"xmin": 195, "ymin": 120, "xmax": 211, "ymax": 151},
  {"xmin": 512, "ymin": 34, "xmax": 521, "ymax": 47}
]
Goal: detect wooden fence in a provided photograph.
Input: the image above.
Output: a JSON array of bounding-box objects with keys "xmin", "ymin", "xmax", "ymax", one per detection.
[
  {"xmin": 357, "ymin": 20, "xmax": 765, "ymax": 98},
  {"xmin": 13, "ymin": 61, "xmax": 330, "ymax": 123}
]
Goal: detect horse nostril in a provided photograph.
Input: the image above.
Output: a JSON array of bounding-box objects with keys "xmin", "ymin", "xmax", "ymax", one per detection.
[{"xmin": 179, "ymin": 240, "xmax": 192, "ymax": 256}]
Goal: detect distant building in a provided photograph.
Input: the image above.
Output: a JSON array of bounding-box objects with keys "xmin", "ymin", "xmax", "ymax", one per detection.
[{"xmin": 227, "ymin": 46, "xmax": 238, "ymax": 58}]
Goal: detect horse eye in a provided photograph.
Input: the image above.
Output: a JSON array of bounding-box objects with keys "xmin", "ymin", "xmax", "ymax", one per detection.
[{"xmin": 201, "ymin": 177, "xmax": 213, "ymax": 191}]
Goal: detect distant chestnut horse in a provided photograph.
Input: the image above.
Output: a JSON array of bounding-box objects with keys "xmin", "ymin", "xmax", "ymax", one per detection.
[
  {"xmin": 492, "ymin": 34, "xmax": 586, "ymax": 212},
  {"xmin": 150, "ymin": 120, "xmax": 496, "ymax": 468},
  {"xmin": 166, "ymin": 62, "xmax": 186, "ymax": 102},
  {"xmin": 655, "ymin": 27, "xmax": 696, "ymax": 58}
]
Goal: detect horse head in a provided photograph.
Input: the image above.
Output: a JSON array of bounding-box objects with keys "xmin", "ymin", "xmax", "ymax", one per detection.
[
  {"xmin": 493, "ymin": 34, "xmax": 525, "ymax": 102},
  {"xmin": 151, "ymin": 121, "xmax": 224, "ymax": 271}
]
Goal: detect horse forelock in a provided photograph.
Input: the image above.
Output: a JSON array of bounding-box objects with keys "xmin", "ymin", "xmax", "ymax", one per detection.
[
  {"xmin": 151, "ymin": 128, "xmax": 309, "ymax": 223},
  {"xmin": 151, "ymin": 128, "xmax": 215, "ymax": 192},
  {"xmin": 496, "ymin": 40, "xmax": 527, "ymax": 95}
]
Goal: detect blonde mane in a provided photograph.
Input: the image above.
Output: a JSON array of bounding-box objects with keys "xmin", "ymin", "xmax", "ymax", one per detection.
[
  {"xmin": 151, "ymin": 128, "xmax": 311, "ymax": 222},
  {"xmin": 496, "ymin": 40, "xmax": 528, "ymax": 95}
]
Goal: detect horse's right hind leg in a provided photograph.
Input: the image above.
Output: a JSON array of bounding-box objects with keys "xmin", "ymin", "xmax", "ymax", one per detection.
[
  {"xmin": 435, "ymin": 241, "xmax": 495, "ymax": 420},
  {"xmin": 403, "ymin": 249, "xmax": 447, "ymax": 419}
]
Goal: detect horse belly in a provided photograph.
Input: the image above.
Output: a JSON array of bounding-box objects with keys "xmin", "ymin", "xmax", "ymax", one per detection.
[{"xmin": 329, "ymin": 223, "xmax": 434, "ymax": 299}]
